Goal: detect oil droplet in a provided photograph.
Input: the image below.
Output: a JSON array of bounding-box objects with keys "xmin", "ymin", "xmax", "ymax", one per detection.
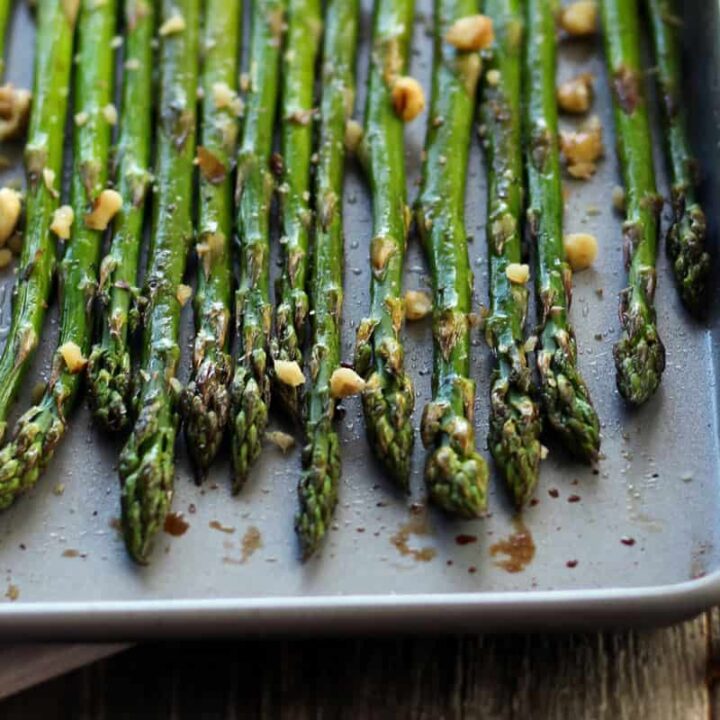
[{"xmin": 489, "ymin": 518, "xmax": 536, "ymax": 573}]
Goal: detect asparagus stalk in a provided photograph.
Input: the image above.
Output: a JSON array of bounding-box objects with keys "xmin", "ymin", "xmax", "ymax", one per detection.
[
  {"xmin": 0, "ymin": 0, "xmax": 77, "ymax": 444},
  {"xmin": 0, "ymin": 0, "xmax": 116, "ymax": 506},
  {"xmin": 87, "ymin": 0, "xmax": 154, "ymax": 433},
  {"xmin": 270, "ymin": 0, "xmax": 322, "ymax": 420},
  {"xmin": 119, "ymin": 0, "xmax": 200, "ymax": 563},
  {"xmin": 601, "ymin": 0, "xmax": 666, "ymax": 404},
  {"xmin": 296, "ymin": 0, "xmax": 359, "ymax": 559},
  {"xmin": 179, "ymin": 0, "xmax": 240, "ymax": 478},
  {"xmin": 0, "ymin": 0, "xmax": 11, "ymax": 78},
  {"xmin": 481, "ymin": 0, "xmax": 542, "ymax": 506},
  {"xmin": 355, "ymin": 0, "xmax": 415, "ymax": 490},
  {"xmin": 231, "ymin": 0, "xmax": 286, "ymax": 490},
  {"xmin": 646, "ymin": 0, "xmax": 709, "ymax": 312},
  {"xmin": 524, "ymin": 0, "xmax": 600, "ymax": 460},
  {"xmin": 415, "ymin": 0, "xmax": 487, "ymax": 517}
]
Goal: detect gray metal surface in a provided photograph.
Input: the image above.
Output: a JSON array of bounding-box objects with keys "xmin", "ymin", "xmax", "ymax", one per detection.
[{"xmin": 0, "ymin": 0, "xmax": 718, "ymax": 638}]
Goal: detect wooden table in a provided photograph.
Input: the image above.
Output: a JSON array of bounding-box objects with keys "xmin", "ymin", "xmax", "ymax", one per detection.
[{"xmin": 1, "ymin": 611, "xmax": 718, "ymax": 718}]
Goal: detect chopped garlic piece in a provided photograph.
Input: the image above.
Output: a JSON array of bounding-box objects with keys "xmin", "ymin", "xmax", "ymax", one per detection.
[
  {"xmin": 557, "ymin": 73, "xmax": 594, "ymax": 114},
  {"xmin": 506, "ymin": 262, "xmax": 530, "ymax": 284},
  {"xmin": 486, "ymin": 69, "xmax": 501, "ymax": 87},
  {"xmin": 50, "ymin": 205, "xmax": 74, "ymax": 240},
  {"xmin": 0, "ymin": 84, "xmax": 31, "ymax": 141},
  {"xmin": 102, "ymin": 103, "xmax": 118, "ymax": 125},
  {"xmin": 59, "ymin": 341, "xmax": 87, "ymax": 373},
  {"xmin": 405, "ymin": 290, "xmax": 432, "ymax": 321},
  {"xmin": 391, "ymin": 76, "xmax": 426, "ymax": 122},
  {"xmin": 43, "ymin": 168, "xmax": 58, "ymax": 197},
  {"xmin": 445, "ymin": 14, "xmax": 494, "ymax": 51},
  {"xmin": 564, "ymin": 233, "xmax": 598, "ymax": 271},
  {"xmin": 330, "ymin": 367, "xmax": 365, "ymax": 399},
  {"xmin": 85, "ymin": 189, "xmax": 122, "ymax": 230},
  {"xmin": 74, "ymin": 111, "xmax": 89, "ymax": 126},
  {"xmin": 0, "ymin": 188, "xmax": 21, "ymax": 245},
  {"xmin": 266, "ymin": 431, "xmax": 296, "ymax": 454},
  {"xmin": 559, "ymin": 1, "xmax": 597, "ymax": 37},
  {"xmin": 176, "ymin": 284, "xmax": 192, "ymax": 307},
  {"xmin": 159, "ymin": 14, "xmax": 186, "ymax": 37},
  {"xmin": 344, "ymin": 119, "xmax": 364, "ymax": 154},
  {"xmin": 274, "ymin": 359, "xmax": 305, "ymax": 387}
]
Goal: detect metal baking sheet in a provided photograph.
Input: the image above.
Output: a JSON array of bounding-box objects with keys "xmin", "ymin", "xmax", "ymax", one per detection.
[{"xmin": 0, "ymin": 0, "xmax": 719, "ymax": 638}]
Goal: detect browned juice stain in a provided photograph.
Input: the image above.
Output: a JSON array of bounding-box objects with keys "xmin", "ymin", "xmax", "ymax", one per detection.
[
  {"xmin": 241, "ymin": 526, "xmax": 262, "ymax": 562},
  {"xmin": 109, "ymin": 517, "xmax": 122, "ymax": 533},
  {"xmin": 5, "ymin": 584, "xmax": 18, "ymax": 601},
  {"xmin": 391, "ymin": 513, "xmax": 436, "ymax": 563},
  {"xmin": 164, "ymin": 512, "xmax": 190, "ymax": 537},
  {"xmin": 210, "ymin": 520, "xmax": 235, "ymax": 534},
  {"xmin": 61, "ymin": 549, "xmax": 86, "ymax": 558},
  {"xmin": 455, "ymin": 534, "xmax": 477, "ymax": 546},
  {"xmin": 489, "ymin": 518, "xmax": 535, "ymax": 573}
]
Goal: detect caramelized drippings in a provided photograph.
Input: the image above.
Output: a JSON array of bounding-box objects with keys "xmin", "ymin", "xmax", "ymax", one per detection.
[
  {"xmin": 390, "ymin": 513, "xmax": 436, "ymax": 563},
  {"xmin": 489, "ymin": 518, "xmax": 536, "ymax": 573},
  {"xmin": 209, "ymin": 520, "xmax": 235, "ymax": 534},
  {"xmin": 164, "ymin": 512, "xmax": 190, "ymax": 537}
]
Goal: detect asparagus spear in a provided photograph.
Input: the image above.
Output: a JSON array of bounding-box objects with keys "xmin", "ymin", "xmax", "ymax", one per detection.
[
  {"xmin": 415, "ymin": 0, "xmax": 487, "ymax": 517},
  {"xmin": 0, "ymin": 0, "xmax": 77, "ymax": 444},
  {"xmin": 295, "ymin": 0, "xmax": 359, "ymax": 559},
  {"xmin": 0, "ymin": 0, "xmax": 11, "ymax": 78},
  {"xmin": 179, "ymin": 0, "xmax": 240, "ymax": 477},
  {"xmin": 231, "ymin": 0, "xmax": 286, "ymax": 490},
  {"xmin": 355, "ymin": 0, "xmax": 415, "ymax": 490},
  {"xmin": 87, "ymin": 0, "xmax": 154, "ymax": 433},
  {"xmin": 0, "ymin": 0, "xmax": 116, "ymax": 506},
  {"xmin": 524, "ymin": 0, "xmax": 600, "ymax": 460},
  {"xmin": 601, "ymin": 0, "xmax": 666, "ymax": 404},
  {"xmin": 481, "ymin": 0, "xmax": 542, "ymax": 506},
  {"xmin": 270, "ymin": 0, "xmax": 322, "ymax": 420},
  {"xmin": 119, "ymin": 0, "xmax": 200, "ymax": 563},
  {"xmin": 646, "ymin": 0, "xmax": 709, "ymax": 313}
]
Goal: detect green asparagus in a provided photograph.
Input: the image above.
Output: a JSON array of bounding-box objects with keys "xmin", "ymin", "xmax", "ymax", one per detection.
[
  {"xmin": 0, "ymin": 0, "xmax": 116, "ymax": 506},
  {"xmin": 481, "ymin": 0, "xmax": 542, "ymax": 506},
  {"xmin": 87, "ymin": 0, "xmax": 154, "ymax": 433},
  {"xmin": 416, "ymin": 0, "xmax": 487, "ymax": 517},
  {"xmin": 524, "ymin": 0, "xmax": 600, "ymax": 460},
  {"xmin": 601, "ymin": 0, "xmax": 666, "ymax": 404},
  {"xmin": 0, "ymin": 0, "xmax": 12, "ymax": 78},
  {"xmin": 355, "ymin": 0, "xmax": 415, "ymax": 490},
  {"xmin": 296, "ymin": 0, "xmax": 359, "ymax": 559},
  {"xmin": 180, "ymin": 0, "xmax": 240, "ymax": 478},
  {"xmin": 270, "ymin": 0, "xmax": 322, "ymax": 420},
  {"xmin": 0, "ymin": 0, "xmax": 77, "ymax": 444},
  {"xmin": 646, "ymin": 0, "xmax": 710, "ymax": 313},
  {"xmin": 119, "ymin": 0, "xmax": 200, "ymax": 563},
  {"xmin": 231, "ymin": 0, "xmax": 286, "ymax": 491}
]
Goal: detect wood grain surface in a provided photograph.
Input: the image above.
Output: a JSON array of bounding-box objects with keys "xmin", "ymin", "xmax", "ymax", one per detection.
[{"xmin": 0, "ymin": 613, "xmax": 716, "ymax": 719}]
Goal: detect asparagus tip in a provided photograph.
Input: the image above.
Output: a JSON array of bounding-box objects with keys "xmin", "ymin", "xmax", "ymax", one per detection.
[
  {"xmin": 422, "ymin": 403, "xmax": 488, "ymax": 517},
  {"xmin": 87, "ymin": 346, "xmax": 132, "ymax": 433},
  {"xmin": 0, "ymin": 403, "xmax": 64, "ymax": 510},
  {"xmin": 181, "ymin": 354, "xmax": 232, "ymax": 480},
  {"xmin": 361, "ymin": 370, "xmax": 415, "ymax": 491},
  {"xmin": 119, "ymin": 399, "xmax": 176, "ymax": 564},
  {"xmin": 230, "ymin": 366, "xmax": 269, "ymax": 492},
  {"xmin": 489, "ymin": 376, "xmax": 543, "ymax": 508},
  {"xmin": 538, "ymin": 344, "xmax": 601, "ymax": 462},
  {"xmin": 295, "ymin": 419, "xmax": 341, "ymax": 560},
  {"xmin": 668, "ymin": 202, "xmax": 711, "ymax": 314},
  {"xmin": 613, "ymin": 322, "xmax": 666, "ymax": 406}
]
